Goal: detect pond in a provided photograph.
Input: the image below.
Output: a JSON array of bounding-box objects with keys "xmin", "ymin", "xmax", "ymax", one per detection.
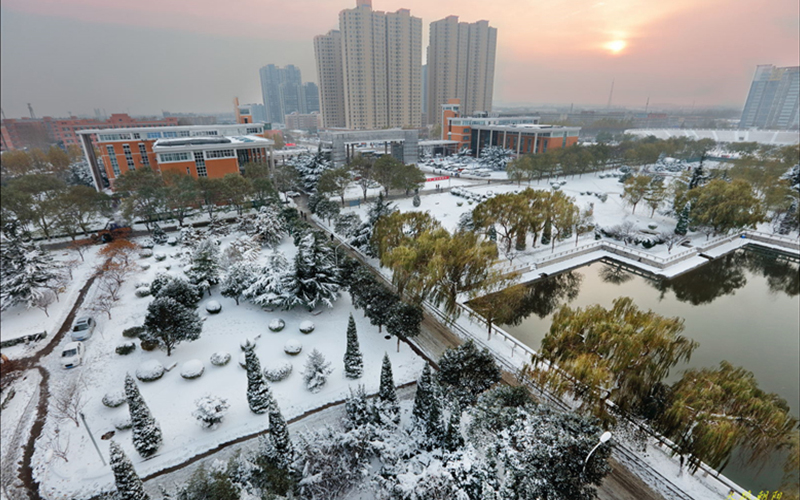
[{"xmin": 496, "ymin": 246, "xmax": 800, "ymax": 493}]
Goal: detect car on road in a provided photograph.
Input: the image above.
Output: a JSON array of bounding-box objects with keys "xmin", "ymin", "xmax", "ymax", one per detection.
[
  {"xmin": 61, "ymin": 342, "xmax": 84, "ymax": 369},
  {"xmin": 71, "ymin": 316, "xmax": 96, "ymax": 341}
]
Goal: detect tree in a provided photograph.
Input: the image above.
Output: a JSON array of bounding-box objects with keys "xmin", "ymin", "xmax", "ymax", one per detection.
[
  {"xmin": 142, "ymin": 297, "xmax": 203, "ymax": 356},
  {"xmin": 315, "ymin": 198, "xmax": 341, "ymax": 225},
  {"xmin": 109, "ymin": 441, "xmax": 150, "ymax": 500},
  {"xmin": 221, "ymin": 173, "xmax": 254, "ymax": 216},
  {"xmin": 622, "ymin": 174, "xmax": 651, "ymax": 215},
  {"xmin": 385, "ymin": 301, "xmax": 422, "ymax": 352},
  {"xmin": 675, "ymin": 202, "xmax": 691, "ymax": 235},
  {"xmin": 344, "ymin": 385, "xmax": 373, "ymax": 430},
  {"xmin": 343, "ymin": 314, "xmax": 363, "ymax": 378},
  {"xmin": 220, "ymin": 262, "xmax": 256, "ymax": 305},
  {"xmin": 196, "ymin": 177, "xmax": 225, "ymax": 221},
  {"xmin": 252, "ymin": 204, "xmax": 287, "ymax": 247},
  {"xmin": 192, "ymin": 395, "xmax": 230, "ymax": 428},
  {"xmin": 302, "ymin": 348, "xmax": 333, "ymax": 393},
  {"xmin": 242, "ymin": 250, "xmax": 290, "ymax": 308},
  {"xmin": 47, "ymin": 146, "xmax": 71, "ymax": 174},
  {"xmin": 395, "ymin": 163, "xmax": 426, "ymax": 195},
  {"xmin": 0, "ymin": 240, "xmax": 59, "ymax": 312},
  {"xmin": 468, "ymin": 284, "xmax": 527, "ymax": 339},
  {"xmin": 531, "ymin": 297, "xmax": 697, "ymax": 424},
  {"xmin": 114, "ymin": 168, "xmax": 166, "ymax": 231},
  {"xmin": 0, "ymin": 149, "xmax": 33, "ymax": 177},
  {"xmin": 270, "ymin": 162, "xmax": 299, "ymax": 201},
  {"xmin": 291, "ymin": 151, "xmax": 332, "ymax": 193},
  {"xmin": 186, "ymin": 238, "xmax": 221, "ymax": 295},
  {"xmin": 155, "ymin": 276, "xmax": 201, "ymax": 309},
  {"xmin": 412, "ymin": 364, "xmax": 436, "ymax": 427},
  {"xmin": 317, "ymin": 166, "xmax": 352, "ymax": 206},
  {"xmin": 335, "ymin": 212, "xmax": 363, "ymax": 237},
  {"xmin": 125, "ymin": 374, "xmax": 163, "ymax": 457},
  {"xmin": 282, "ymin": 232, "xmax": 340, "ymax": 310},
  {"xmin": 243, "ymin": 342, "xmax": 274, "ymax": 414},
  {"xmin": 372, "ymin": 155, "xmax": 403, "ymax": 195},
  {"xmin": 268, "ymin": 401, "xmax": 293, "ymax": 467},
  {"xmin": 55, "ymin": 185, "xmax": 110, "ymax": 238},
  {"xmin": 437, "ymin": 340, "xmax": 502, "ymax": 406},
  {"xmin": 685, "ymin": 179, "xmax": 765, "ymax": 237},
  {"xmin": 176, "ymin": 464, "xmax": 240, "ymax": 500},
  {"xmin": 444, "ymin": 403, "xmax": 465, "ymax": 452},
  {"xmin": 6, "ymin": 174, "xmax": 66, "ymax": 238},
  {"xmin": 479, "ymin": 146, "xmax": 514, "ymax": 171},
  {"xmin": 349, "ymin": 155, "xmax": 375, "ymax": 201},
  {"xmin": 658, "ymin": 361, "xmax": 799, "ymax": 475},
  {"xmin": 376, "ymin": 354, "xmax": 399, "ymax": 426}
]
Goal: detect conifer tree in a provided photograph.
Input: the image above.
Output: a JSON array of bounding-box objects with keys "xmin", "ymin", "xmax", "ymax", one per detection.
[
  {"xmin": 675, "ymin": 202, "xmax": 691, "ymax": 235},
  {"xmin": 444, "ymin": 403, "xmax": 465, "ymax": 452},
  {"xmin": 376, "ymin": 354, "xmax": 399, "ymax": 426},
  {"xmin": 412, "ymin": 364, "xmax": 435, "ymax": 426},
  {"xmin": 344, "ymin": 385, "xmax": 373, "ymax": 430},
  {"xmin": 687, "ymin": 163, "xmax": 707, "ymax": 190},
  {"xmin": 268, "ymin": 400, "xmax": 293, "ymax": 468},
  {"xmin": 142, "ymin": 296, "xmax": 203, "ymax": 356},
  {"xmin": 0, "ymin": 238, "xmax": 59, "ymax": 312},
  {"xmin": 242, "ymin": 250, "xmax": 289, "ymax": 308},
  {"xmin": 109, "ymin": 441, "xmax": 150, "ymax": 500},
  {"xmin": 253, "ymin": 204, "xmax": 287, "ymax": 247},
  {"xmin": 425, "ymin": 391, "xmax": 445, "ymax": 448},
  {"xmin": 540, "ymin": 218, "xmax": 552, "ymax": 246},
  {"xmin": 154, "ymin": 277, "xmax": 201, "ymax": 309},
  {"xmin": 302, "ymin": 349, "xmax": 334, "ymax": 393},
  {"xmin": 281, "ymin": 231, "xmax": 340, "ymax": 310},
  {"xmin": 243, "ymin": 342, "xmax": 274, "ymax": 414},
  {"xmin": 124, "ymin": 374, "xmax": 163, "ymax": 458},
  {"xmin": 187, "ymin": 238, "xmax": 221, "ymax": 296},
  {"xmin": 343, "ymin": 314, "xmax": 363, "ymax": 378},
  {"xmin": 219, "ymin": 262, "xmax": 256, "ymax": 305}
]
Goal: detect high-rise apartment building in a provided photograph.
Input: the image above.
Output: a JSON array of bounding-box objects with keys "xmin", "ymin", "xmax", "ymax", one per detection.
[
  {"xmin": 314, "ymin": 30, "xmax": 346, "ymax": 128},
  {"xmin": 740, "ymin": 65, "xmax": 800, "ymax": 130},
  {"xmin": 259, "ymin": 64, "xmax": 319, "ymax": 124},
  {"xmin": 304, "ymin": 83, "xmax": 321, "ymax": 114},
  {"xmin": 426, "ymin": 16, "xmax": 497, "ymax": 125},
  {"xmin": 315, "ymin": 0, "xmax": 422, "ymax": 130}
]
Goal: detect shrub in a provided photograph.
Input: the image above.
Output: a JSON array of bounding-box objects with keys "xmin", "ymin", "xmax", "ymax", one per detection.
[
  {"xmin": 299, "ymin": 321, "xmax": 315, "ymax": 334},
  {"xmin": 114, "ymin": 418, "xmax": 133, "ymax": 430},
  {"xmin": 139, "ymin": 249, "xmax": 154, "ymax": 258},
  {"xmin": 205, "ymin": 300, "xmax": 222, "ymax": 314},
  {"xmin": 180, "ymin": 360, "xmax": 205, "ymax": 379},
  {"xmin": 122, "ymin": 326, "xmax": 145, "ymax": 338},
  {"xmin": 264, "ymin": 362, "xmax": 293, "ymax": 382},
  {"xmin": 154, "ymin": 253, "xmax": 167, "ymax": 261},
  {"xmin": 140, "ymin": 339, "xmax": 159, "ymax": 351},
  {"xmin": 116, "ymin": 342, "xmax": 136, "ymax": 355},
  {"xmin": 193, "ymin": 396, "xmax": 230, "ymax": 428},
  {"xmin": 136, "ymin": 360, "xmax": 165, "ymax": 382},
  {"xmin": 210, "ymin": 351, "xmax": 231, "ymax": 366},
  {"xmin": 102, "ymin": 391, "xmax": 127, "ymax": 408},
  {"xmin": 135, "ymin": 287, "xmax": 151, "ymax": 298},
  {"xmin": 167, "ymin": 236, "xmax": 178, "ymax": 246},
  {"xmin": 284, "ymin": 340, "xmax": 302, "ymax": 355},
  {"xmin": 269, "ymin": 319, "xmax": 285, "ymax": 332},
  {"xmin": 140, "ymin": 239, "xmax": 155, "ymax": 249}
]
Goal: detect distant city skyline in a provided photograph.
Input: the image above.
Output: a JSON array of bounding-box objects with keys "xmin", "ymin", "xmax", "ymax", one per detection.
[{"xmin": 1, "ymin": 0, "xmax": 798, "ymax": 118}]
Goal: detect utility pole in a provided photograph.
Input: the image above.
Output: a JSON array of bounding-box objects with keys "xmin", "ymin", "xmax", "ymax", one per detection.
[
  {"xmin": 606, "ymin": 79, "xmax": 615, "ymax": 109},
  {"xmin": 79, "ymin": 412, "xmax": 106, "ymax": 466}
]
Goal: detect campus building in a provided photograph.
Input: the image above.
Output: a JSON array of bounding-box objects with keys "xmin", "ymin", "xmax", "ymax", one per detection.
[
  {"xmin": 77, "ymin": 124, "xmax": 273, "ymax": 190},
  {"xmin": 740, "ymin": 65, "xmax": 800, "ymax": 129},
  {"xmin": 285, "ymin": 112, "xmax": 322, "ymax": 131},
  {"xmin": 441, "ymin": 99, "xmax": 579, "ymax": 156}
]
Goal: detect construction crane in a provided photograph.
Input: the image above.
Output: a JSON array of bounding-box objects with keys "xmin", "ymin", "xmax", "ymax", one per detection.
[{"xmin": 27, "ymin": 103, "xmax": 36, "ymax": 119}]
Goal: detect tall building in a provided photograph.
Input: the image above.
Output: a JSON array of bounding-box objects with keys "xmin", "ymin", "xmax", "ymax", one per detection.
[
  {"xmin": 280, "ymin": 64, "xmax": 306, "ymax": 116},
  {"xmin": 314, "ymin": 30, "xmax": 346, "ymax": 128},
  {"xmin": 304, "ymin": 82, "xmax": 321, "ymax": 114},
  {"xmin": 315, "ymin": 0, "xmax": 421, "ymax": 130},
  {"xmin": 740, "ymin": 65, "xmax": 800, "ymax": 130},
  {"xmin": 426, "ymin": 16, "xmax": 497, "ymax": 125}
]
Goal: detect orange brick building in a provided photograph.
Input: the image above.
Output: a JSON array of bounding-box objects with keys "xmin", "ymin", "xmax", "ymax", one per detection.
[
  {"xmin": 441, "ymin": 98, "xmax": 580, "ymax": 156},
  {"xmin": 78, "ymin": 124, "xmax": 273, "ymax": 190}
]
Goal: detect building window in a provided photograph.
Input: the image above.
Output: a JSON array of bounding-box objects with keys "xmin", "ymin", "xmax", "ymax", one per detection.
[
  {"xmin": 122, "ymin": 144, "xmax": 135, "ymax": 170},
  {"xmin": 98, "ymin": 133, "xmax": 132, "ymax": 141},
  {"xmin": 106, "ymin": 145, "xmax": 121, "ymax": 177},
  {"xmin": 147, "ymin": 132, "xmax": 162, "ymax": 139},
  {"xmin": 179, "ymin": 130, "xmax": 191, "ymax": 137},
  {"xmin": 133, "ymin": 133, "xmax": 141, "ymax": 139},
  {"xmin": 194, "ymin": 151, "xmax": 207, "ymax": 177},
  {"xmin": 158, "ymin": 152, "xmax": 190, "ymax": 162},
  {"xmin": 138, "ymin": 143, "xmax": 150, "ymax": 166},
  {"xmin": 246, "ymin": 127, "xmax": 260, "ymax": 134},
  {"xmin": 163, "ymin": 131, "xmax": 177, "ymax": 138},
  {"xmin": 205, "ymin": 149, "xmax": 235, "ymax": 159}
]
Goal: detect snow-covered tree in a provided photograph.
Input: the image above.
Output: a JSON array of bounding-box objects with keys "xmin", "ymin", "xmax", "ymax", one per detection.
[
  {"xmin": 290, "ymin": 151, "xmax": 332, "ymax": 193},
  {"xmin": 267, "ymin": 401, "xmax": 293, "ymax": 468},
  {"xmin": 349, "ymin": 193, "xmax": 396, "ymax": 256},
  {"xmin": 220, "ymin": 262, "xmax": 256, "ymax": 305},
  {"xmin": 192, "ymin": 395, "xmax": 230, "ymax": 428},
  {"xmin": 386, "ymin": 301, "xmax": 423, "ymax": 352},
  {"xmin": 376, "ymin": 354, "xmax": 399, "ymax": 426},
  {"xmin": 0, "ymin": 238, "xmax": 59, "ymax": 312},
  {"xmin": 142, "ymin": 296, "xmax": 203, "ymax": 356},
  {"xmin": 675, "ymin": 202, "xmax": 691, "ymax": 235},
  {"xmin": 124, "ymin": 374, "xmax": 162, "ymax": 457},
  {"xmin": 444, "ymin": 403, "xmax": 465, "ymax": 452},
  {"xmin": 437, "ymin": 340, "xmax": 502, "ymax": 406},
  {"xmin": 242, "ymin": 250, "xmax": 290, "ymax": 308},
  {"xmin": 109, "ymin": 441, "xmax": 150, "ymax": 500},
  {"xmin": 252, "ymin": 204, "xmax": 286, "ymax": 247},
  {"xmin": 154, "ymin": 276, "xmax": 200, "ymax": 309},
  {"xmin": 334, "ymin": 213, "xmax": 362, "ymax": 238},
  {"xmin": 687, "ymin": 163, "xmax": 708, "ymax": 190},
  {"xmin": 220, "ymin": 235, "xmax": 260, "ymax": 268},
  {"xmin": 314, "ymin": 198, "xmax": 340, "ymax": 226},
  {"xmin": 281, "ymin": 232, "xmax": 340, "ymax": 310},
  {"xmin": 412, "ymin": 364, "xmax": 435, "ymax": 426},
  {"xmin": 186, "ymin": 238, "xmax": 221, "ymax": 296},
  {"xmin": 302, "ymin": 349, "xmax": 333, "ymax": 393},
  {"xmin": 479, "ymin": 146, "xmax": 514, "ymax": 171},
  {"xmin": 243, "ymin": 342, "xmax": 274, "ymax": 414},
  {"xmin": 344, "ymin": 385, "xmax": 373, "ymax": 430},
  {"xmin": 343, "ymin": 313, "xmax": 363, "ymax": 378},
  {"xmin": 69, "ymin": 160, "xmax": 95, "ymax": 187}
]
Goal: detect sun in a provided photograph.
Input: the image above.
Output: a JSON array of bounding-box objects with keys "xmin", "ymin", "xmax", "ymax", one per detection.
[{"xmin": 604, "ymin": 40, "xmax": 627, "ymax": 55}]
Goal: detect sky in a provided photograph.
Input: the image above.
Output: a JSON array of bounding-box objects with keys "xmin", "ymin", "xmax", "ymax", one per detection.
[{"xmin": 1, "ymin": 0, "xmax": 798, "ymax": 118}]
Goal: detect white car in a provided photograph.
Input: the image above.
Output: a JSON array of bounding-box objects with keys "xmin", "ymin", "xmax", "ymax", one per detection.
[
  {"xmin": 71, "ymin": 316, "xmax": 96, "ymax": 341},
  {"xmin": 61, "ymin": 342, "xmax": 84, "ymax": 369}
]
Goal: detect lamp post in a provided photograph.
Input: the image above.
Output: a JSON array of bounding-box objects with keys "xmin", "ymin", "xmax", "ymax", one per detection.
[{"xmin": 583, "ymin": 431, "xmax": 612, "ymax": 474}]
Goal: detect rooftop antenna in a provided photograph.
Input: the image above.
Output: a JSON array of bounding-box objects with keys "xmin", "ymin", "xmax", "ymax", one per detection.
[
  {"xmin": 27, "ymin": 103, "xmax": 36, "ymax": 119},
  {"xmin": 606, "ymin": 79, "xmax": 615, "ymax": 109}
]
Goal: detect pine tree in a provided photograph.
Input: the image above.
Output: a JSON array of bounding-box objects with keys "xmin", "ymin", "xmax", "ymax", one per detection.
[
  {"xmin": 268, "ymin": 401, "xmax": 293, "ymax": 468},
  {"xmin": 437, "ymin": 340, "xmax": 502, "ymax": 406},
  {"xmin": 444, "ymin": 403, "xmax": 465, "ymax": 452},
  {"xmin": 282, "ymin": 232, "xmax": 340, "ymax": 310},
  {"xmin": 376, "ymin": 354, "xmax": 399, "ymax": 426},
  {"xmin": 109, "ymin": 441, "xmax": 150, "ymax": 500},
  {"xmin": 344, "ymin": 385, "xmax": 373, "ymax": 430},
  {"xmin": 540, "ymin": 219, "xmax": 552, "ymax": 246},
  {"xmin": 424, "ymin": 391, "xmax": 445, "ymax": 448},
  {"xmin": 412, "ymin": 194, "xmax": 421, "ymax": 207},
  {"xmin": 386, "ymin": 301, "xmax": 422, "ymax": 353},
  {"xmin": 142, "ymin": 297, "xmax": 202, "ymax": 356},
  {"xmin": 242, "ymin": 250, "xmax": 289, "ymax": 308},
  {"xmin": 343, "ymin": 314, "xmax": 363, "ymax": 378},
  {"xmin": 243, "ymin": 342, "xmax": 274, "ymax": 414},
  {"xmin": 688, "ymin": 164, "xmax": 707, "ymax": 190},
  {"xmin": 124, "ymin": 374, "xmax": 163, "ymax": 457},
  {"xmin": 155, "ymin": 277, "xmax": 200, "ymax": 309},
  {"xmin": 0, "ymin": 238, "xmax": 59, "ymax": 312},
  {"xmin": 253, "ymin": 204, "xmax": 287, "ymax": 247},
  {"xmin": 675, "ymin": 202, "xmax": 691, "ymax": 235},
  {"xmin": 219, "ymin": 262, "xmax": 256, "ymax": 305},
  {"xmin": 412, "ymin": 364, "xmax": 435, "ymax": 426},
  {"xmin": 302, "ymin": 348, "xmax": 333, "ymax": 393},
  {"xmin": 186, "ymin": 238, "xmax": 221, "ymax": 296}
]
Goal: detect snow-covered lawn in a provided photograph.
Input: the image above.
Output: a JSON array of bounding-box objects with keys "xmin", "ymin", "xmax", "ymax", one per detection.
[{"xmin": 29, "ymin": 234, "xmax": 425, "ymax": 499}]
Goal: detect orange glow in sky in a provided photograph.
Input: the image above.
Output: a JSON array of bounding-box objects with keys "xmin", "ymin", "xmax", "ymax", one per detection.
[{"xmin": 604, "ymin": 40, "xmax": 627, "ymax": 55}]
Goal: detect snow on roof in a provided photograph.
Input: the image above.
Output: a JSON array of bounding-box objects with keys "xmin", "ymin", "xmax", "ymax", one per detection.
[{"xmin": 152, "ymin": 135, "xmax": 272, "ymax": 150}]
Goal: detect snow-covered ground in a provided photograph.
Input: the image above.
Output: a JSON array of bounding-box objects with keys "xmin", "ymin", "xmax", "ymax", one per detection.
[
  {"xmin": 0, "ymin": 370, "xmax": 41, "ymax": 495},
  {"xmin": 22, "ymin": 234, "xmax": 424, "ymax": 499}
]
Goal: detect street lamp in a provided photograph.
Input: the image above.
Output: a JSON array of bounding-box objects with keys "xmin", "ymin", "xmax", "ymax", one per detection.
[{"xmin": 583, "ymin": 431, "xmax": 612, "ymax": 474}]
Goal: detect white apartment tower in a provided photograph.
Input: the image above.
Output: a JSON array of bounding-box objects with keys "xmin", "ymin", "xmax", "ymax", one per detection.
[
  {"xmin": 315, "ymin": 0, "xmax": 422, "ymax": 130},
  {"xmin": 426, "ymin": 16, "xmax": 497, "ymax": 125},
  {"xmin": 314, "ymin": 30, "xmax": 347, "ymax": 128}
]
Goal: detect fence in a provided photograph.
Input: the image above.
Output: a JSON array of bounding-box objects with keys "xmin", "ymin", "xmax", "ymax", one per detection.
[{"xmin": 0, "ymin": 331, "xmax": 47, "ymax": 349}]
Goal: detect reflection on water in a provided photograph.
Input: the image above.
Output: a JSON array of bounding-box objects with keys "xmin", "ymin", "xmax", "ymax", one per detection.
[{"xmin": 495, "ymin": 245, "xmax": 800, "ymax": 493}]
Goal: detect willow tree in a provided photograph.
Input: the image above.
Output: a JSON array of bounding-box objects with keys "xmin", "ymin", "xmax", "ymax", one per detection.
[
  {"xmin": 685, "ymin": 179, "xmax": 765, "ymax": 237},
  {"xmin": 657, "ymin": 360, "xmax": 799, "ymax": 475},
  {"xmin": 468, "ymin": 284, "xmax": 527, "ymax": 339},
  {"xmin": 529, "ymin": 297, "xmax": 697, "ymax": 424}
]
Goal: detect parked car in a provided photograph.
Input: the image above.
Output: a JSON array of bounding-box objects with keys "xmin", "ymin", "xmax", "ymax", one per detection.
[
  {"xmin": 61, "ymin": 342, "xmax": 84, "ymax": 369},
  {"xmin": 71, "ymin": 316, "xmax": 95, "ymax": 341}
]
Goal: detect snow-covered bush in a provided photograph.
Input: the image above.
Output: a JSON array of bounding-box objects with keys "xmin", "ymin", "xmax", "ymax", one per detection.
[
  {"xmin": 136, "ymin": 360, "xmax": 165, "ymax": 382},
  {"xmin": 141, "ymin": 264, "xmax": 151, "ymax": 271},
  {"xmin": 269, "ymin": 319, "xmax": 286, "ymax": 332},
  {"xmin": 102, "ymin": 391, "xmax": 127, "ymax": 408},
  {"xmin": 154, "ymin": 253, "xmax": 166, "ymax": 261},
  {"xmin": 192, "ymin": 395, "xmax": 230, "ymax": 429},
  {"xmin": 302, "ymin": 349, "xmax": 333, "ymax": 393},
  {"xmin": 134, "ymin": 287, "xmax": 151, "ymax": 298},
  {"xmin": 114, "ymin": 418, "xmax": 133, "ymax": 430},
  {"xmin": 180, "ymin": 360, "xmax": 205, "ymax": 379},
  {"xmin": 299, "ymin": 321, "xmax": 315, "ymax": 334},
  {"xmin": 210, "ymin": 351, "xmax": 231, "ymax": 366},
  {"xmin": 263, "ymin": 362, "xmax": 293, "ymax": 382},
  {"xmin": 284, "ymin": 340, "xmax": 302, "ymax": 355},
  {"xmin": 140, "ymin": 339, "xmax": 159, "ymax": 351},
  {"xmin": 139, "ymin": 249, "xmax": 154, "ymax": 258},
  {"xmin": 140, "ymin": 240, "xmax": 155, "ymax": 249},
  {"xmin": 205, "ymin": 300, "xmax": 222, "ymax": 314},
  {"xmin": 116, "ymin": 342, "xmax": 136, "ymax": 355},
  {"xmin": 122, "ymin": 326, "xmax": 144, "ymax": 338},
  {"xmin": 167, "ymin": 237, "xmax": 178, "ymax": 246}
]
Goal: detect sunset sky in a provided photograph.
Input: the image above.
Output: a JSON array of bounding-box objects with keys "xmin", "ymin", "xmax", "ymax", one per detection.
[{"xmin": 1, "ymin": 0, "xmax": 798, "ymax": 117}]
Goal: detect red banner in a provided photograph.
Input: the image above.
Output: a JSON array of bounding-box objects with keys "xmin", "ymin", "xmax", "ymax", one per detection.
[{"xmin": 426, "ymin": 176, "xmax": 450, "ymax": 182}]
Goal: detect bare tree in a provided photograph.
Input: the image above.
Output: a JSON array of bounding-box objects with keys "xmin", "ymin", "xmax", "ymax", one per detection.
[
  {"xmin": 46, "ymin": 426, "xmax": 71, "ymax": 463},
  {"xmin": 51, "ymin": 376, "xmax": 87, "ymax": 428},
  {"xmin": 32, "ymin": 288, "xmax": 57, "ymax": 317},
  {"xmin": 659, "ymin": 231, "xmax": 689, "ymax": 253},
  {"xmin": 89, "ymin": 292, "xmax": 115, "ymax": 320},
  {"xmin": 68, "ymin": 239, "xmax": 93, "ymax": 262}
]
